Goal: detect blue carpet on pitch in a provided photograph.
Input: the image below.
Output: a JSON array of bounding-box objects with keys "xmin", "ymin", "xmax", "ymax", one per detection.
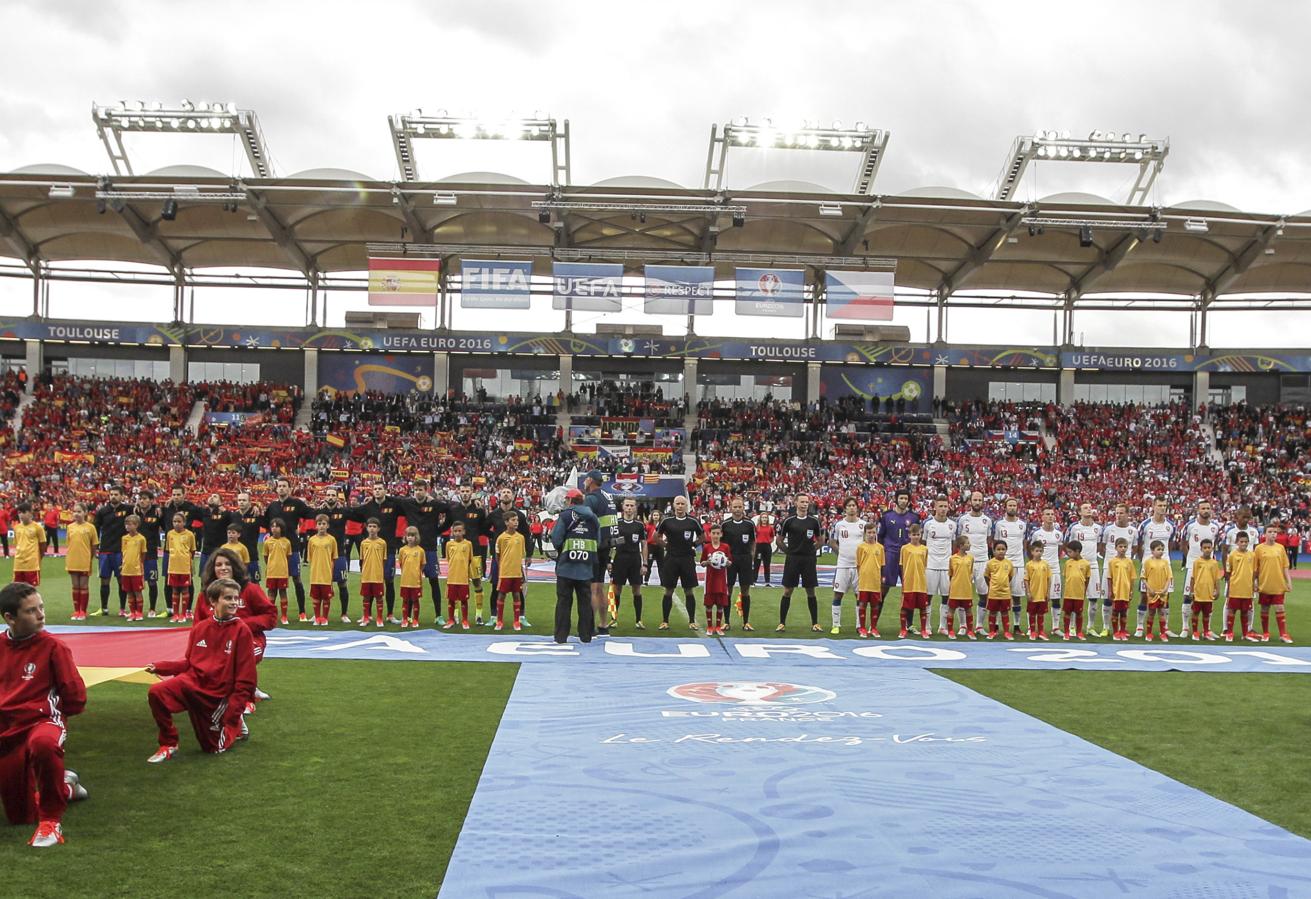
[{"xmin": 439, "ymin": 664, "xmax": 1311, "ymax": 898}]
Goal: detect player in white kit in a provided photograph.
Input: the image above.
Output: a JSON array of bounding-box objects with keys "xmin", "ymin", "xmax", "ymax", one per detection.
[
  {"xmin": 827, "ymin": 497, "xmax": 866, "ymax": 635},
  {"xmin": 1180, "ymin": 500, "xmax": 1223, "ymax": 639},
  {"xmin": 922, "ymin": 496, "xmax": 957, "ymax": 634},
  {"xmin": 1100, "ymin": 502, "xmax": 1139, "ymax": 638},
  {"xmin": 992, "ymin": 498, "xmax": 1029, "ymax": 629},
  {"xmin": 1136, "ymin": 498, "xmax": 1176, "ymax": 637},
  {"xmin": 1030, "ymin": 508, "xmax": 1065, "ymax": 630},
  {"xmin": 1067, "ymin": 502, "xmax": 1105, "ymax": 634},
  {"xmin": 955, "ymin": 491, "xmax": 993, "ymax": 633}
]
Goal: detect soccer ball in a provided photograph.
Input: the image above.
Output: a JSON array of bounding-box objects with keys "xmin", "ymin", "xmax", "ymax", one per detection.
[{"xmin": 707, "ymin": 551, "xmax": 730, "ymax": 570}]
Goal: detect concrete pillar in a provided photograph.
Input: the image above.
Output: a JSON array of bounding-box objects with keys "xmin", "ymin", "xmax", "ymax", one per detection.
[
  {"xmin": 433, "ymin": 352, "xmax": 449, "ymax": 397},
  {"xmin": 683, "ymin": 357, "xmax": 697, "ymax": 404},
  {"xmin": 24, "ymin": 340, "xmax": 42, "ymax": 392},
  {"xmin": 304, "ymin": 348, "xmax": 319, "ymax": 399},
  {"xmin": 932, "ymin": 364, "xmax": 947, "ymax": 400},
  {"xmin": 169, "ymin": 345, "xmax": 186, "ymax": 382},
  {"xmin": 1193, "ymin": 370, "xmax": 1210, "ymax": 408},
  {"xmin": 1059, "ymin": 368, "xmax": 1076, "ymax": 406},
  {"xmin": 806, "ymin": 361, "xmax": 821, "ymax": 406},
  {"xmin": 559, "ymin": 354, "xmax": 573, "ymax": 400}
]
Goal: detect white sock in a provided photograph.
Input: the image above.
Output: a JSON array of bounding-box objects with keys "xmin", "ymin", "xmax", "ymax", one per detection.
[
  {"xmin": 1136, "ymin": 605, "xmax": 1147, "ymax": 631},
  {"xmin": 831, "ymin": 599, "xmax": 842, "ymax": 628},
  {"xmin": 1181, "ymin": 600, "xmax": 1192, "ymax": 631},
  {"xmin": 975, "ymin": 601, "xmax": 986, "ymax": 629}
]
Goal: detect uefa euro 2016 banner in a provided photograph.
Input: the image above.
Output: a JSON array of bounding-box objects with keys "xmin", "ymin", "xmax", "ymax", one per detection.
[
  {"xmin": 644, "ymin": 265, "xmax": 715, "ymax": 316},
  {"xmin": 460, "ymin": 260, "xmax": 533, "ymax": 309},
  {"xmin": 825, "ymin": 269, "xmax": 895, "ymax": 321},
  {"xmin": 552, "ymin": 262, "xmax": 623, "ymax": 312},
  {"xmin": 735, "ymin": 268, "xmax": 806, "ymax": 318},
  {"xmin": 368, "ymin": 257, "xmax": 440, "ymax": 306}
]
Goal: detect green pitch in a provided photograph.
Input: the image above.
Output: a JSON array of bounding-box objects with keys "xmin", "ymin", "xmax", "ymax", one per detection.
[{"xmin": 4, "ymin": 560, "xmax": 1309, "ymax": 894}]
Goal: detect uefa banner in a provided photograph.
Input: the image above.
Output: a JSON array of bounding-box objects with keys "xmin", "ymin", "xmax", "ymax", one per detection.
[
  {"xmin": 825, "ymin": 269, "xmax": 896, "ymax": 321},
  {"xmin": 552, "ymin": 261, "xmax": 623, "ymax": 312},
  {"xmin": 460, "ymin": 260, "xmax": 533, "ymax": 309},
  {"xmin": 367, "ymin": 257, "xmax": 440, "ymax": 307},
  {"xmin": 644, "ymin": 265, "xmax": 714, "ymax": 316},
  {"xmin": 734, "ymin": 267, "xmax": 806, "ymax": 317}
]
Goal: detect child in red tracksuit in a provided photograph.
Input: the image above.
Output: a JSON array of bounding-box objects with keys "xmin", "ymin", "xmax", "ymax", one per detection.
[
  {"xmin": 700, "ymin": 526, "xmax": 731, "ymax": 636},
  {"xmin": 0, "ymin": 582, "xmax": 89, "ymax": 848},
  {"xmin": 145, "ymin": 578, "xmax": 257, "ymax": 762}
]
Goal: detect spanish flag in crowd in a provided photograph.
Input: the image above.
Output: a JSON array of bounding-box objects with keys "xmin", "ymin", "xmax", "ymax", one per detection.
[
  {"xmin": 384, "ymin": 424, "xmax": 401, "ymax": 435},
  {"xmin": 325, "ymin": 434, "xmax": 346, "ymax": 448},
  {"xmin": 513, "ymin": 439, "xmax": 535, "ymax": 451},
  {"xmin": 330, "ymin": 468, "xmax": 350, "ymax": 481}
]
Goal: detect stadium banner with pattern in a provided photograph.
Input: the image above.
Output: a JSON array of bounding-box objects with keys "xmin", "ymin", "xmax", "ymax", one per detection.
[
  {"xmin": 643, "ymin": 264, "xmax": 715, "ymax": 315},
  {"xmin": 819, "ymin": 365, "xmax": 929, "ymax": 408},
  {"xmin": 318, "ymin": 352, "xmax": 434, "ymax": 395},
  {"xmin": 366, "ymin": 256, "xmax": 440, "ymax": 307},
  {"xmin": 458, "ymin": 260, "xmax": 533, "ymax": 309},
  {"xmin": 734, "ymin": 267, "xmax": 806, "ymax": 318},
  {"xmin": 551, "ymin": 261, "xmax": 623, "ymax": 312}
]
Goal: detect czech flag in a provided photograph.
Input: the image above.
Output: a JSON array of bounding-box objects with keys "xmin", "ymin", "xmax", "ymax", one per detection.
[{"xmin": 825, "ymin": 270, "xmax": 895, "ymax": 321}]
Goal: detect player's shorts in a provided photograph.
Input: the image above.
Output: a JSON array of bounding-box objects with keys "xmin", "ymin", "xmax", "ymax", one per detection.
[
  {"xmin": 98, "ymin": 552, "xmax": 122, "ymax": 578},
  {"xmin": 1084, "ymin": 565, "xmax": 1103, "ymax": 600},
  {"xmin": 782, "ymin": 555, "xmax": 818, "ymax": 590},
  {"xmin": 926, "ymin": 569, "xmax": 949, "ymax": 597},
  {"xmin": 265, "ymin": 577, "xmax": 288, "ymax": 591},
  {"xmin": 948, "ymin": 597, "xmax": 973, "ymax": 609},
  {"xmin": 245, "ymin": 559, "xmax": 259, "ymax": 582},
  {"xmin": 1192, "ymin": 600, "xmax": 1214, "ymax": 615},
  {"xmin": 329, "ymin": 556, "xmax": 347, "ymax": 584},
  {"xmin": 498, "ymin": 577, "xmax": 523, "ymax": 594},
  {"xmin": 661, "ymin": 555, "xmax": 698, "ymax": 590},
  {"xmin": 1008, "ymin": 564, "xmax": 1026, "ymax": 596},
  {"xmin": 287, "ymin": 551, "xmax": 302, "ymax": 577},
  {"xmin": 167, "ymin": 573, "xmax": 191, "ymax": 589},
  {"xmin": 833, "ymin": 566, "xmax": 858, "ymax": 594},
  {"xmin": 1228, "ymin": 596, "xmax": 1253, "ymax": 612},
  {"xmin": 360, "ymin": 582, "xmax": 383, "ymax": 598},
  {"xmin": 448, "ymin": 584, "xmax": 470, "ymax": 602},
  {"xmin": 309, "ymin": 583, "xmax": 334, "ymax": 601},
  {"xmin": 1048, "ymin": 572, "xmax": 1062, "ymax": 598},
  {"xmin": 901, "ymin": 591, "xmax": 929, "ymax": 610},
  {"xmin": 1182, "ymin": 557, "xmax": 1198, "ymax": 594},
  {"xmin": 383, "ymin": 552, "xmax": 396, "ymax": 580},
  {"xmin": 120, "ymin": 574, "xmax": 144, "ymax": 592},
  {"xmin": 1147, "ymin": 594, "xmax": 1169, "ymax": 608},
  {"xmin": 857, "ymin": 590, "xmax": 881, "ymax": 605},
  {"xmin": 1026, "ymin": 600, "xmax": 1049, "ymax": 614},
  {"xmin": 1259, "ymin": 592, "xmax": 1285, "ymax": 607},
  {"xmin": 143, "ymin": 557, "xmax": 159, "ymax": 582},
  {"xmin": 727, "ymin": 554, "xmax": 755, "ymax": 589},
  {"xmin": 1112, "ymin": 599, "xmax": 1130, "ymax": 612},
  {"xmin": 704, "ymin": 591, "xmax": 729, "ymax": 608},
  {"xmin": 1062, "ymin": 598, "xmax": 1085, "ymax": 614},
  {"xmin": 593, "ymin": 547, "xmax": 613, "ymax": 582},
  {"xmin": 423, "ymin": 550, "xmax": 440, "ymax": 579},
  {"xmin": 610, "ymin": 555, "xmax": 643, "ymax": 588},
  {"xmin": 972, "ymin": 560, "xmax": 988, "ymax": 595},
  {"xmin": 881, "ymin": 557, "xmax": 902, "ymax": 587},
  {"xmin": 12, "ymin": 569, "xmax": 39, "ymax": 586},
  {"xmin": 400, "ymin": 586, "xmax": 422, "ymax": 601},
  {"xmin": 985, "ymin": 598, "xmax": 1009, "ymax": 613}
]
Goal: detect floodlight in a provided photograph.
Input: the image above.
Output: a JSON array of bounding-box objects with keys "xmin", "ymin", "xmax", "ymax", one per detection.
[
  {"xmin": 994, "ymin": 130, "xmax": 1169, "ymax": 204},
  {"xmin": 705, "ymin": 117, "xmax": 890, "ymax": 195},
  {"xmin": 92, "ymin": 100, "xmax": 274, "ymax": 177},
  {"xmin": 161, "ymin": 198, "xmax": 178, "ymax": 221},
  {"xmin": 388, "ymin": 111, "xmax": 569, "ymax": 185}
]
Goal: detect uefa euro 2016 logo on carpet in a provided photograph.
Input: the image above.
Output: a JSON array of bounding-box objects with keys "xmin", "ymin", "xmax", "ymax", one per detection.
[{"xmin": 667, "ymin": 682, "xmax": 836, "ymax": 705}]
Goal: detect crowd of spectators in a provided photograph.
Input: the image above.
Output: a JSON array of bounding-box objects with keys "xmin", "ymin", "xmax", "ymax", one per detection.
[
  {"xmin": 566, "ymin": 381, "xmax": 684, "ymax": 423},
  {"xmin": 1214, "ymin": 403, "xmax": 1310, "ymax": 528}
]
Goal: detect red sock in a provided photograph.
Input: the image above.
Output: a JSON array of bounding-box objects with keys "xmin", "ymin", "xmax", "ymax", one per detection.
[
  {"xmin": 1276, "ymin": 610, "xmax": 1288, "ymax": 637},
  {"xmin": 460, "ymin": 599, "xmax": 469, "ymax": 622},
  {"xmin": 514, "ymin": 596, "xmax": 523, "ymax": 620},
  {"xmin": 496, "ymin": 598, "xmax": 505, "ymax": 625},
  {"xmin": 1261, "ymin": 610, "xmax": 1270, "ymax": 634}
]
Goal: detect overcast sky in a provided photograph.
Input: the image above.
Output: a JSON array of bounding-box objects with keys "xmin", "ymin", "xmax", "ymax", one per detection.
[{"xmin": 1, "ymin": 0, "xmax": 1308, "ymax": 346}]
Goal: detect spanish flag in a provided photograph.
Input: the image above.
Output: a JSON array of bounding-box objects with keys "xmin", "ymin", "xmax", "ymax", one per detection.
[
  {"xmin": 384, "ymin": 424, "xmax": 401, "ymax": 435},
  {"xmin": 325, "ymin": 434, "xmax": 346, "ymax": 448}
]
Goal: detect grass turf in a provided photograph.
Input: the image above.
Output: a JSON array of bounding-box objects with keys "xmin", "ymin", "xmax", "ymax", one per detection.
[
  {"xmin": 9, "ymin": 555, "xmax": 1310, "ymax": 644},
  {"xmin": 941, "ymin": 669, "xmax": 1311, "ymax": 839},
  {"xmin": 4, "ymin": 658, "xmax": 516, "ymax": 898}
]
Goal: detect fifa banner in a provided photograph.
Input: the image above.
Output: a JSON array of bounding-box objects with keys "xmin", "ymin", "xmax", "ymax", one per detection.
[
  {"xmin": 735, "ymin": 267, "xmax": 806, "ymax": 318},
  {"xmin": 644, "ymin": 265, "xmax": 714, "ymax": 316},
  {"xmin": 553, "ymin": 261, "xmax": 623, "ymax": 312},
  {"xmin": 825, "ymin": 269, "xmax": 895, "ymax": 321},
  {"xmin": 460, "ymin": 260, "xmax": 533, "ymax": 309},
  {"xmin": 367, "ymin": 257, "xmax": 440, "ymax": 307}
]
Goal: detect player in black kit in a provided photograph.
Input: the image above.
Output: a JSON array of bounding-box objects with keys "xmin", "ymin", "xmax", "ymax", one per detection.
[
  {"xmin": 655, "ymin": 495, "xmax": 702, "ymax": 630},
  {"xmin": 232, "ymin": 491, "xmax": 264, "ymax": 583},
  {"xmin": 448, "ymin": 484, "xmax": 490, "ymax": 623},
  {"xmin": 92, "ymin": 484, "xmax": 130, "ymax": 616},
  {"xmin": 132, "ymin": 489, "xmax": 166, "ymax": 616},
  {"xmin": 349, "ymin": 484, "xmax": 406, "ymax": 622},
  {"xmin": 400, "ymin": 479, "xmax": 450, "ymax": 621},
  {"xmin": 720, "ymin": 496, "xmax": 758, "ymax": 632},
  {"xmin": 264, "ymin": 477, "xmax": 314, "ymax": 618},
  {"xmin": 610, "ymin": 498, "xmax": 648, "ymax": 628},
  {"xmin": 776, "ymin": 493, "xmax": 823, "ymax": 632}
]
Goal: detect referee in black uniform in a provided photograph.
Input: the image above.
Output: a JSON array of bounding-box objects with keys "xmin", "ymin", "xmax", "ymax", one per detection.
[
  {"xmin": 610, "ymin": 497, "xmax": 648, "ymax": 628},
  {"xmin": 655, "ymin": 495, "xmax": 702, "ymax": 630},
  {"xmin": 721, "ymin": 496, "xmax": 757, "ymax": 632},
  {"xmin": 776, "ymin": 493, "xmax": 822, "ymax": 632}
]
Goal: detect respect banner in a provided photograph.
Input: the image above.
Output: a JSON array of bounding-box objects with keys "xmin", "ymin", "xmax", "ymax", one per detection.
[{"xmin": 644, "ymin": 265, "xmax": 714, "ymax": 316}]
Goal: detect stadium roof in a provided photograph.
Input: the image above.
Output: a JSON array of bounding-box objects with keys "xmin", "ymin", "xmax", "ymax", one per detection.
[{"xmin": 2, "ymin": 168, "xmax": 1309, "ymax": 303}]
